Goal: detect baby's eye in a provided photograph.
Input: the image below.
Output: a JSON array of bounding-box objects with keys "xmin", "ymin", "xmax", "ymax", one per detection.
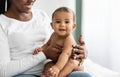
[
  {"xmin": 65, "ymin": 21, "xmax": 69, "ymax": 24},
  {"xmin": 55, "ymin": 21, "xmax": 61, "ymax": 23}
]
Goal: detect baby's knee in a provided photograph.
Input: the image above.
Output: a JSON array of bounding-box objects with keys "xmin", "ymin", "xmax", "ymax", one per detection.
[{"xmin": 68, "ymin": 59, "xmax": 79, "ymax": 66}]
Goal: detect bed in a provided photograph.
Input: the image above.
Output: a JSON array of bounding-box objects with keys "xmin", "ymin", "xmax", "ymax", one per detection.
[{"xmin": 84, "ymin": 59, "xmax": 120, "ymax": 77}]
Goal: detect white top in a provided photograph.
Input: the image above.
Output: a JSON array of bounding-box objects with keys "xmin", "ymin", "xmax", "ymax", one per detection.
[{"xmin": 0, "ymin": 9, "xmax": 52, "ymax": 77}]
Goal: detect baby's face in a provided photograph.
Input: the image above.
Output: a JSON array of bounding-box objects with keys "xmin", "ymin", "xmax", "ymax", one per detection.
[{"xmin": 51, "ymin": 12, "xmax": 75, "ymax": 37}]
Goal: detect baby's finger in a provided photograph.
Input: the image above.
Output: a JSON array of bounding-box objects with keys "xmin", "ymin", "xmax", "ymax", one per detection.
[
  {"xmin": 33, "ymin": 51, "xmax": 37, "ymax": 55},
  {"xmin": 37, "ymin": 48, "xmax": 43, "ymax": 51}
]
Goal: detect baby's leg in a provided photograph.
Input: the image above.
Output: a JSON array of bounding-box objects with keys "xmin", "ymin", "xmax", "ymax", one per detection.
[
  {"xmin": 58, "ymin": 59, "xmax": 80, "ymax": 77},
  {"xmin": 73, "ymin": 64, "xmax": 84, "ymax": 71}
]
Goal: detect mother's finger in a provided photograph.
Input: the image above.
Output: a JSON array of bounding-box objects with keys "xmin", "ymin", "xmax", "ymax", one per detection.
[
  {"xmin": 77, "ymin": 53, "xmax": 86, "ymax": 59},
  {"xmin": 78, "ymin": 35, "xmax": 85, "ymax": 46},
  {"xmin": 72, "ymin": 45, "xmax": 81, "ymax": 49},
  {"xmin": 72, "ymin": 45, "xmax": 85, "ymax": 50},
  {"xmin": 72, "ymin": 47, "xmax": 85, "ymax": 54}
]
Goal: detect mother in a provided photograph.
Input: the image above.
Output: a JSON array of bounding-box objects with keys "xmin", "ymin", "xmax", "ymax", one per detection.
[{"xmin": 0, "ymin": 0, "xmax": 91, "ymax": 77}]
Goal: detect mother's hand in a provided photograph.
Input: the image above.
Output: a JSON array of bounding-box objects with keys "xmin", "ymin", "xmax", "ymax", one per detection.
[
  {"xmin": 42, "ymin": 44, "xmax": 62, "ymax": 61},
  {"xmin": 71, "ymin": 35, "xmax": 87, "ymax": 64}
]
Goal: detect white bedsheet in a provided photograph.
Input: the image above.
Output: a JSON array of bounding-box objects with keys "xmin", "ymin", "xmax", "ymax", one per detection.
[{"xmin": 84, "ymin": 59, "xmax": 120, "ymax": 77}]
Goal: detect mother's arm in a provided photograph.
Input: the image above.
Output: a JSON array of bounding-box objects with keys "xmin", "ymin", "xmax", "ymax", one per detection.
[{"xmin": 0, "ymin": 27, "xmax": 47, "ymax": 77}]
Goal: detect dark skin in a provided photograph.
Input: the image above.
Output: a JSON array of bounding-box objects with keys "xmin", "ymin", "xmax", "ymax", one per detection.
[
  {"xmin": 4, "ymin": 0, "xmax": 36, "ymax": 21},
  {"xmin": 43, "ymin": 43, "xmax": 62, "ymax": 60}
]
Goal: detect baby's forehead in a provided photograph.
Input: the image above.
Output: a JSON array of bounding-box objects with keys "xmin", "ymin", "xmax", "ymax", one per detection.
[
  {"xmin": 54, "ymin": 11, "xmax": 73, "ymax": 15},
  {"xmin": 53, "ymin": 13, "xmax": 73, "ymax": 19},
  {"xmin": 53, "ymin": 11, "xmax": 74, "ymax": 19}
]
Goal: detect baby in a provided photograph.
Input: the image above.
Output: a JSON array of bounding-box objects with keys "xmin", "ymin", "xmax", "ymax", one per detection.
[{"xmin": 34, "ymin": 7, "xmax": 84, "ymax": 77}]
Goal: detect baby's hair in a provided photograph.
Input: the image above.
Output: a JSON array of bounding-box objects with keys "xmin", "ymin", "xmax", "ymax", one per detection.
[
  {"xmin": 0, "ymin": 0, "xmax": 11, "ymax": 14},
  {"xmin": 52, "ymin": 7, "xmax": 76, "ymax": 23}
]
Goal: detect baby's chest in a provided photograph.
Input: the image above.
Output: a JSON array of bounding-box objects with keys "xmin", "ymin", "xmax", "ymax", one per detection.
[{"xmin": 51, "ymin": 38, "xmax": 64, "ymax": 48}]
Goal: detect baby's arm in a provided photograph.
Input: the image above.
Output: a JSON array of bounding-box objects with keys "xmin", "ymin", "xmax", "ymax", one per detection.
[
  {"xmin": 58, "ymin": 35, "xmax": 86, "ymax": 77},
  {"xmin": 55, "ymin": 35, "xmax": 75, "ymax": 69},
  {"xmin": 49, "ymin": 35, "xmax": 75, "ymax": 77}
]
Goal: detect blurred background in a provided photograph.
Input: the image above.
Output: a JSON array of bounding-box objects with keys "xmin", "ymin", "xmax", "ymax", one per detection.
[{"xmin": 33, "ymin": 0, "xmax": 120, "ymax": 72}]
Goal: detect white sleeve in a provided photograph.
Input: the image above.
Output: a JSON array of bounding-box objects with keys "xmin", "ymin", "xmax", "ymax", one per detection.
[{"xmin": 0, "ymin": 26, "xmax": 46, "ymax": 77}]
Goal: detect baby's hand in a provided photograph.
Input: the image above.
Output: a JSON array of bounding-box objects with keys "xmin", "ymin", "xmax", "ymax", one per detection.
[
  {"xmin": 33, "ymin": 47, "xmax": 42, "ymax": 55},
  {"xmin": 47, "ymin": 65, "xmax": 60, "ymax": 77}
]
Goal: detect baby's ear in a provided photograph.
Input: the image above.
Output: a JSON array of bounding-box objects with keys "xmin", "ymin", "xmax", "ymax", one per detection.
[
  {"xmin": 73, "ymin": 24, "xmax": 76, "ymax": 29},
  {"xmin": 50, "ymin": 22, "xmax": 54, "ymax": 29}
]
